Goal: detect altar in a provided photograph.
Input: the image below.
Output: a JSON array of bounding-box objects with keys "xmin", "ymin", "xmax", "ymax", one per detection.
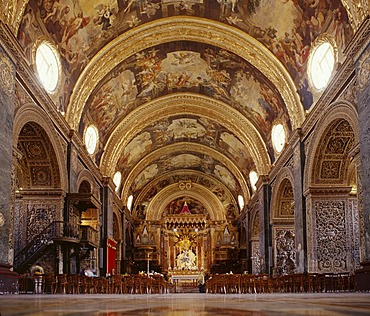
[{"xmin": 170, "ymin": 272, "xmax": 199, "ymax": 285}]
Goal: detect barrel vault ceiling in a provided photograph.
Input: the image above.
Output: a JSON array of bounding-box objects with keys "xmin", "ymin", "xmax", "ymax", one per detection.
[{"xmin": 13, "ymin": 0, "xmax": 357, "ymax": 220}]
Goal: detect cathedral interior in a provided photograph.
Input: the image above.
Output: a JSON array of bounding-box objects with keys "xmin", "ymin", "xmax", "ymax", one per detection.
[{"xmin": 0, "ymin": 0, "xmax": 370, "ymax": 299}]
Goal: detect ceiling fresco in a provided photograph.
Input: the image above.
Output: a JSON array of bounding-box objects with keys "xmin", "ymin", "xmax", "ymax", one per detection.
[
  {"xmin": 19, "ymin": 0, "xmax": 353, "ymax": 112},
  {"xmin": 82, "ymin": 42, "xmax": 289, "ymax": 145},
  {"xmin": 133, "ymin": 171, "xmax": 237, "ymax": 220},
  {"xmin": 15, "ymin": 0, "xmax": 355, "ymax": 218},
  {"xmin": 115, "ymin": 115, "xmax": 255, "ymax": 181}
]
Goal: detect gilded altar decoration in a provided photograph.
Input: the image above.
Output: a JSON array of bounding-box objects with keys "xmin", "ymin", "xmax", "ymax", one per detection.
[{"xmin": 175, "ymin": 233, "xmax": 197, "ymax": 271}]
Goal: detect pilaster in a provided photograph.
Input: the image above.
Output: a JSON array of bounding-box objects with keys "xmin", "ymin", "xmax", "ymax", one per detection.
[
  {"xmin": 355, "ymin": 43, "xmax": 370, "ymax": 290},
  {"xmin": 0, "ymin": 46, "xmax": 18, "ymax": 292}
]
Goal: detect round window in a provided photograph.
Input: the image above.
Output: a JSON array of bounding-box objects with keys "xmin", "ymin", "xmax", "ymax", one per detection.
[
  {"xmin": 35, "ymin": 42, "xmax": 60, "ymax": 93},
  {"xmin": 309, "ymin": 42, "xmax": 335, "ymax": 90},
  {"xmin": 84, "ymin": 125, "xmax": 98, "ymax": 155},
  {"xmin": 271, "ymin": 123, "xmax": 286, "ymax": 154}
]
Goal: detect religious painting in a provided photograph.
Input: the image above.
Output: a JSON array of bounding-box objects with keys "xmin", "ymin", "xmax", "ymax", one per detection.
[
  {"xmin": 115, "ymin": 114, "xmax": 255, "ymax": 181},
  {"xmin": 85, "ymin": 42, "xmax": 288, "ymax": 152},
  {"xmin": 163, "ymin": 197, "xmax": 208, "ymax": 216},
  {"xmin": 18, "ymin": 0, "xmax": 353, "ymax": 116},
  {"xmin": 131, "ymin": 151, "xmax": 240, "ymax": 195}
]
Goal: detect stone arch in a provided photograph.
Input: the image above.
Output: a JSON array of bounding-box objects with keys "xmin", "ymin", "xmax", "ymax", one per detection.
[
  {"xmin": 270, "ymin": 168, "xmax": 295, "ymax": 224},
  {"xmin": 303, "ymin": 101, "xmax": 360, "ymax": 273},
  {"xmin": 305, "ymin": 101, "xmax": 358, "ymax": 190},
  {"xmin": 146, "ymin": 183, "xmax": 226, "ymax": 222},
  {"xmin": 77, "ymin": 169, "xmax": 99, "ymax": 198},
  {"xmin": 13, "ymin": 103, "xmax": 67, "ymax": 191}
]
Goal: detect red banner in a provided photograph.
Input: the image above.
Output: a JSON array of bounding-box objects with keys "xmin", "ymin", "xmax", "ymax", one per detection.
[{"xmin": 107, "ymin": 237, "xmax": 117, "ymax": 276}]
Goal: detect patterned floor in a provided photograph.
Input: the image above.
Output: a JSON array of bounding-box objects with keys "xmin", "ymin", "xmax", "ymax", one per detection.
[{"xmin": 0, "ymin": 293, "xmax": 370, "ymax": 316}]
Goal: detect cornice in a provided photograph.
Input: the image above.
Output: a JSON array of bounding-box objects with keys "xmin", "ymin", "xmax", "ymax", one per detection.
[
  {"xmin": 101, "ymin": 93, "xmax": 271, "ymax": 177},
  {"xmin": 303, "ymin": 186, "xmax": 352, "ymax": 197},
  {"xmin": 66, "ymin": 16, "xmax": 304, "ymax": 131},
  {"xmin": 345, "ymin": 16, "xmax": 370, "ymax": 63},
  {"xmin": 0, "ymin": 21, "xmax": 72, "ymax": 142},
  {"xmin": 68, "ymin": 130, "xmax": 103, "ymax": 185}
]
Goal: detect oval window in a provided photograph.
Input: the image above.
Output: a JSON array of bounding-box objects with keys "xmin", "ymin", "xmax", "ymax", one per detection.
[
  {"xmin": 35, "ymin": 42, "xmax": 60, "ymax": 93},
  {"xmin": 309, "ymin": 42, "xmax": 335, "ymax": 90},
  {"xmin": 238, "ymin": 195, "xmax": 245, "ymax": 210},
  {"xmin": 113, "ymin": 171, "xmax": 122, "ymax": 192},
  {"xmin": 84, "ymin": 125, "xmax": 98, "ymax": 155},
  {"xmin": 127, "ymin": 195, "xmax": 134, "ymax": 211},
  {"xmin": 271, "ymin": 123, "xmax": 286, "ymax": 154},
  {"xmin": 249, "ymin": 170, "xmax": 258, "ymax": 191}
]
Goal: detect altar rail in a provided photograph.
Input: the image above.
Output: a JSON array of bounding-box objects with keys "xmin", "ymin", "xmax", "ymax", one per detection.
[{"xmin": 205, "ymin": 273, "xmax": 355, "ymax": 294}]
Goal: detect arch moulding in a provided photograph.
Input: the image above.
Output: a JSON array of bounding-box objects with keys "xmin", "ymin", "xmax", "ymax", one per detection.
[
  {"xmin": 13, "ymin": 102, "xmax": 68, "ymax": 191},
  {"xmin": 304, "ymin": 100, "xmax": 358, "ymax": 192},
  {"xmin": 146, "ymin": 183, "xmax": 226, "ymax": 222},
  {"xmin": 101, "ymin": 93, "xmax": 271, "ymax": 178},
  {"xmin": 66, "ymin": 17, "xmax": 304, "ymax": 131},
  {"xmin": 270, "ymin": 167, "xmax": 295, "ymax": 221}
]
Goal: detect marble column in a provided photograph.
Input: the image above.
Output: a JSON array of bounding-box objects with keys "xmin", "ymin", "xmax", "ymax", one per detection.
[
  {"xmin": 355, "ymin": 46, "xmax": 370, "ymax": 290},
  {"xmin": 0, "ymin": 49, "xmax": 18, "ymax": 292}
]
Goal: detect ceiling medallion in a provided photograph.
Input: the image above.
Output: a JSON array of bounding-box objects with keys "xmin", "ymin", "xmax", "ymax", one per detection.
[{"xmin": 0, "ymin": 52, "xmax": 15, "ymax": 96}]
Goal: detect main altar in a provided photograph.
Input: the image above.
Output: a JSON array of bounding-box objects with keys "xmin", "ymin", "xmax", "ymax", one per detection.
[{"xmin": 132, "ymin": 197, "xmax": 239, "ymax": 276}]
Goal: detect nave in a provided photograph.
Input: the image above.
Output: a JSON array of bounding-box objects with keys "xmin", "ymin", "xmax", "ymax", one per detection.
[{"xmin": 1, "ymin": 293, "xmax": 370, "ymax": 316}]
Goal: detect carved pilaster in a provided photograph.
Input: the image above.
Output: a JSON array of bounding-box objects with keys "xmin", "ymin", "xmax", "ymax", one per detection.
[
  {"xmin": 0, "ymin": 48, "xmax": 18, "ymax": 292},
  {"xmin": 354, "ymin": 44, "xmax": 370, "ymax": 290}
]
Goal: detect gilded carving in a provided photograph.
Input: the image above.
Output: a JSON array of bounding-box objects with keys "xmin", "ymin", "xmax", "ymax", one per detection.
[
  {"xmin": 321, "ymin": 160, "xmax": 341, "ymax": 179},
  {"xmin": 357, "ymin": 50, "xmax": 370, "ymax": 92},
  {"xmin": 275, "ymin": 229, "xmax": 296, "ymax": 275},
  {"xmin": 67, "ymin": 17, "xmax": 303, "ymax": 131},
  {"xmin": 315, "ymin": 200, "xmax": 347, "ymax": 272},
  {"xmin": 0, "ymin": 212, "xmax": 4, "ymax": 227},
  {"xmin": 0, "ymin": 52, "xmax": 15, "ymax": 96}
]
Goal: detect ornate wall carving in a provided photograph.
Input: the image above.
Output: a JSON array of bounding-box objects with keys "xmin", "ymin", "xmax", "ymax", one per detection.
[
  {"xmin": 274, "ymin": 229, "xmax": 296, "ymax": 275},
  {"xmin": 315, "ymin": 200, "xmax": 347, "ymax": 272}
]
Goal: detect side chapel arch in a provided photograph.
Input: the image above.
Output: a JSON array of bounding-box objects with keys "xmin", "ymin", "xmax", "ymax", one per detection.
[{"xmin": 13, "ymin": 103, "xmax": 67, "ymax": 191}]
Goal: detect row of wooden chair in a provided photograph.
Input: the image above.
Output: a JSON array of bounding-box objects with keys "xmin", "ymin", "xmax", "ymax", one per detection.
[
  {"xmin": 18, "ymin": 273, "xmax": 171, "ymax": 294},
  {"xmin": 205, "ymin": 272, "xmax": 355, "ymax": 294}
]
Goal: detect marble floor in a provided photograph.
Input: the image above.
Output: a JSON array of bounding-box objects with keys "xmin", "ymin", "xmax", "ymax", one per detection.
[{"xmin": 0, "ymin": 293, "xmax": 370, "ymax": 316}]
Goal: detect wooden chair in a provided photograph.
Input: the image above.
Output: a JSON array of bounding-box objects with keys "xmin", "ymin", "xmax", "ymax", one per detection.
[{"xmin": 54, "ymin": 274, "xmax": 68, "ymax": 294}]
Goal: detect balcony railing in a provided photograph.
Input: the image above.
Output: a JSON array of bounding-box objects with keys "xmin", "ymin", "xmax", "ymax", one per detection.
[
  {"xmin": 14, "ymin": 221, "xmax": 81, "ymax": 272},
  {"xmin": 80, "ymin": 225, "xmax": 99, "ymax": 247}
]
